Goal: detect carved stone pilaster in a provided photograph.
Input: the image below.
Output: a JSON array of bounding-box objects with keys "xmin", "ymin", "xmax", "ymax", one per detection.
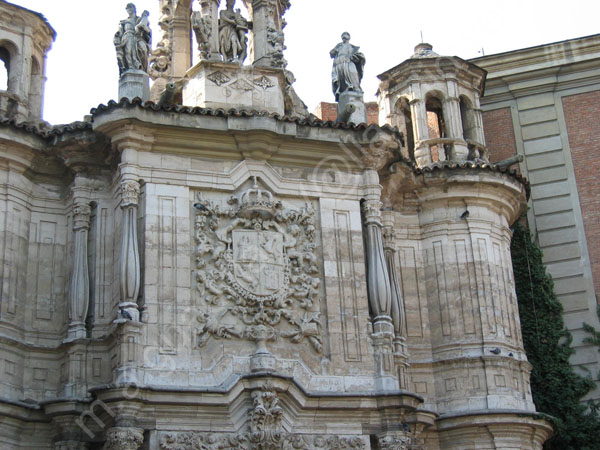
[
  {"xmin": 67, "ymin": 199, "xmax": 92, "ymax": 342},
  {"xmin": 381, "ymin": 212, "xmax": 407, "ymax": 352},
  {"xmin": 197, "ymin": 0, "xmax": 221, "ymax": 60},
  {"xmin": 245, "ymin": 0, "xmax": 287, "ymax": 68},
  {"xmin": 104, "ymin": 427, "xmax": 144, "ymax": 450},
  {"xmin": 118, "ymin": 180, "xmax": 141, "ymax": 322}
]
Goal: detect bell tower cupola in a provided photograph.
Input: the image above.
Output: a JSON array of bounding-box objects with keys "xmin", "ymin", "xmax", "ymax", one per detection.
[
  {"xmin": 377, "ymin": 43, "xmax": 488, "ymax": 167},
  {"xmin": 0, "ymin": 0, "xmax": 55, "ymax": 123}
]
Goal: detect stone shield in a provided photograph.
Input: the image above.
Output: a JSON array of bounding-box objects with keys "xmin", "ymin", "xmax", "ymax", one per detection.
[{"xmin": 232, "ymin": 230, "xmax": 284, "ymax": 296}]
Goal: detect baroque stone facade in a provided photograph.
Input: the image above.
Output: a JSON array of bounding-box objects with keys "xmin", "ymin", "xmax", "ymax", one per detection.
[{"xmin": 0, "ymin": 1, "xmax": 553, "ymax": 449}]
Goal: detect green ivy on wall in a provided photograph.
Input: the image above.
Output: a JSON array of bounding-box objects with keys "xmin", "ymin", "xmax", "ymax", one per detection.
[{"xmin": 511, "ymin": 222, "xmax": 600, "ymax": 450}]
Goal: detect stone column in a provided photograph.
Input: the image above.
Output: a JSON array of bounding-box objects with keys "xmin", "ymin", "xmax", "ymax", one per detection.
[
  {"xmin": 444, "ymin": 96, "xmax": 469, "ymax": 161},
  {"xmin": 104, "ymin": 427, "xmax": 144, "ymax": 450},
  {"xmin": 119, "ymin": 180, "xmax": 141, "ymax": 322},
  {"xmin": 66, "ymin": 193, "xmax": 91, "ymax": 342},
  {"xmin": 362, "ymin": 170, "xmax": 395, "ymax": 389},
  {"xmin": 410, "ymin": 98, "xmax": 431, "ymax": 167},
  {"xmin": 382, "ymin": 210, "xmax": 409, "ymax": 390}
]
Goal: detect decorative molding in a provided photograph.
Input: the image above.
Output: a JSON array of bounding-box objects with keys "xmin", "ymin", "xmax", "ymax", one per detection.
[
  {"xmin": 254, "ymin": 75, "xmax": 275, "ymax": 90},
  {"xmin": 230, "ymin": 78, "xmax": 255, "ymax": 91},
  {"xmin": 207, "ymin": 71, "xmax": 231, "ymax": 86},
  {"xmin": 194, "ymin": 178, "xmax": 323, "ymax": 353},
  {"xmin": 377, "ymin": 433, "xmax": 411, "ymax": 450}
]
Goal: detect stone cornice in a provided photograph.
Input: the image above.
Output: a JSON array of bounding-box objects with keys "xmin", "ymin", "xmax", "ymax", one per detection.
[
  {"xmin": 471, "ymin": 33, "xmax": 600, "ymax": 79},
  {"xmin": 91, "ymin": 102, "xmax": 405, "ymax": 171}
]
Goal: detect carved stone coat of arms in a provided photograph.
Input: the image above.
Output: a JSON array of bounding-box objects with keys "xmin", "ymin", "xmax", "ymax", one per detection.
[{"xmin": 194, "ymin": 179, "xmax": 323, "ymax": 353}]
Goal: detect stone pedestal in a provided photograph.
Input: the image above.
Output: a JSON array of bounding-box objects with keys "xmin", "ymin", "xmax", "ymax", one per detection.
[
  {"xmin": 337, "ymin": 91, "xmax": 367, "ymax": 125},
  {"xmin": 183, "ymin": 61, "xmax": 285, "ymax": 115},
  {"xmin": 118, "ymin": 70, "xmax": 150, "ymax": 102}
]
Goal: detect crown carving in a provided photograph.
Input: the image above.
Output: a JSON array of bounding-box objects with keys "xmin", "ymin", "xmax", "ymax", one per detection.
[{"xmin": 238, "ymin": 176, "xmax": 279, "ymax": 219}]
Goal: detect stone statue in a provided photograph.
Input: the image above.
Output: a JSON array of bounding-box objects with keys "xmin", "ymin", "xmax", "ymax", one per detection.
[
  {"xmin": 330, "ymin": 32, "xmax": 365, "ymax": 102},
  {"xmin": 114, "ymin": 3, "xmax": 152, "ymax": 75},
  {"xmin": 218, "ymin": 0, "xmax": 249, "ymax": 63}
]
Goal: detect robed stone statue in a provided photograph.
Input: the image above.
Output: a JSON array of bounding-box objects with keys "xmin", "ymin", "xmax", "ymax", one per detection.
[
  {"xmin": 330, "ymin": 32, "xmax": 365, "ymax": 102},
  {"xmin": 114, "ymin": 3, "xmax": 152, "ymax": 75}
]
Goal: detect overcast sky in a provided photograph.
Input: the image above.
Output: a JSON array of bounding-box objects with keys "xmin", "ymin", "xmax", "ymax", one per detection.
[{"xmin": 9, "ymin": 0, "xmax": 600, "ymax": 124}]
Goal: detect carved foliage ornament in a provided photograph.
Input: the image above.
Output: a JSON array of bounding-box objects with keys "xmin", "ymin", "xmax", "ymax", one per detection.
[
  {"xmin": 121, "ymin": 181, "xmax": 140, "ymax": 207},
  {"xmin": 377, "ymin": 434, "xmax": 410, "ymax": 450},
  {"xmin": 160, "ymin": 434, "xmax": 365, "ymax": 450},
  {"xmin": 194, "ymin": 179, "xmax": 322, "ymax": 352},
  {"xmin": 208, "ymin": 71, "xmax": 231, "ymax": 86},
  {"xmin": 104, "ymin": 427, "xmax": 144, "ymax": 450}
]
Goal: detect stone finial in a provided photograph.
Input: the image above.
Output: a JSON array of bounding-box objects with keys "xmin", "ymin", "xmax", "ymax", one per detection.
[{"xmin": 411, "ymin": 42, "xmax": 439, "ymax": 59}]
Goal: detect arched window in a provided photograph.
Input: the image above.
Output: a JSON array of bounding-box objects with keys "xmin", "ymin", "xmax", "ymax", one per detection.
[
  {"xmin": 425, "ymin": 93, "xmax": 447, "ymax": 161},
  {"xmin": 460, "ymin": 95, "xmax": 476, "ymax": 141},
  {"xmin": 0, "ymin": 47, "xmax": 10, "ymax": 91},
  {"xmin": 425, "ymin": 94, "xmax": 446, "ymax": 139}
]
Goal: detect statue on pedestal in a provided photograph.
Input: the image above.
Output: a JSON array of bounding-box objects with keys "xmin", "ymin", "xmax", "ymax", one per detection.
[
  {"xmin": 114, "ymin": 3, "xmax": 152, "ymax": 75},
  {"xmin": 330, "ymin": 32, "xmax": 365, "ymax": 102},
  {"xmin": 218, "ymin": 0, "xmax": 249, "ymax": 63}
]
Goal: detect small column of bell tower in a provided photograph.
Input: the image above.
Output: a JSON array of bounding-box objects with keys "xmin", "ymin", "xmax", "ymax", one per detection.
[{"xmin": 377, "ymin": 43, "xmax": 488, "ymax": 167}]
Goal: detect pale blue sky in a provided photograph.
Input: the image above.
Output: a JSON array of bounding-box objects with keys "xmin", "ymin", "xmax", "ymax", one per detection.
[{"xmin": 10, "ymin": 0, "xmax": 600, "ymax": 124}]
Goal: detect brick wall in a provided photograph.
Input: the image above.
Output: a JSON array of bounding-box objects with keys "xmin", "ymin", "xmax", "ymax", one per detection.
[
  {"xmin": 314, "ymin": 102, "xmax": 338, "ymax": 122},
  {"xmin": 314, "ymin": 101, "xmax": 379, "ymax": 125},
  {"xmin": 482, "ymin": 107, "xmax": 518, "ymax": 163},
  {"xmin": 563, "ymin": 90, "xmax": 600, "ymax": 299}
]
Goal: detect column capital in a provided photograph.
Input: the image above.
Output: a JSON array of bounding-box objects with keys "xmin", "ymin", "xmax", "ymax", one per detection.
[
  {"xmin": 104, "ymin": 427, "xmax": 144, "ymax": 450},
  {"xmin": 120, "ymin": 180, "xmax": 140, "ymax": 208}
]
